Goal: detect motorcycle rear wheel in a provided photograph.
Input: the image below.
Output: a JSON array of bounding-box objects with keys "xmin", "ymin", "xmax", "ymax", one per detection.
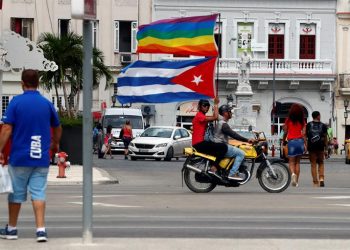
[
  {"xmin": 183, "ymin": 157, "xmax": 215, "ymax": 193},
  {"xmin": 183, "ymin": 168, "xmax": 216, "ymax": 193},
  {"xmin": 258, "ymin": 162, "xmax": 290, "ymax": 193}
]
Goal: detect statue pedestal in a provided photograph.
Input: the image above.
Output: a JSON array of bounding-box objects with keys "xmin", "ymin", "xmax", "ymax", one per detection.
[{"xmin": 233, "ymin": 83, "xmax": 257, "ymax": 129}]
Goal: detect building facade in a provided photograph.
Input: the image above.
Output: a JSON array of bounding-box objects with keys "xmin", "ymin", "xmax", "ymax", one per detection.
[
  {"xmin": 149, "ymin": 0, "xmax": 337, "ymax": 138},
  {"xmin": 0, "ymin": 0, "xmax": 338, "ymax": 141},
  {"xmin": 336, "ymin": 0, "xmax": 350, "ymax": 144},
  {"xmin": 0, "ymin": 0, "xmax": 152, "ymax": 116}
]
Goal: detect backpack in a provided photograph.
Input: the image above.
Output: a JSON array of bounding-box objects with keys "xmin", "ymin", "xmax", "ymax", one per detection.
[
  {"xmin": 204, "ymin": 122, "xmax": 214, "ymax": 142},
  {"xmin": 307, "ymin": 122, "xmax": 324, "ymax": 146}
]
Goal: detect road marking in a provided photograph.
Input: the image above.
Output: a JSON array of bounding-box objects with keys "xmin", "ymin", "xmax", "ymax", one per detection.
[
  {"xmin": 313, "ymin": 196, "xmax": 350, "ymax": 199},
  {"xmin": 68, "ymin": 202, "xmax": 141, "ymax": 208},
  {"xmin": 3, "ymin": 214, "xmax": 350, "ymax": 221},
  {"xmin": 330, "ymin": 204, "xmax": 350, "ymax": 207},
  {"xmin": 9, "ymin": 225, "xmax": 350, "ymax": 231},
  {"xmin": 69, "ymin": 195, "xmax": 136, "ymax": 198}
]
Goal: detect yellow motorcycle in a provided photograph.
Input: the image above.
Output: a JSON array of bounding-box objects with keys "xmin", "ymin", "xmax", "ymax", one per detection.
[{"xmin": 182, "ymin": 140, "xmax": 291, "ymax": 193}]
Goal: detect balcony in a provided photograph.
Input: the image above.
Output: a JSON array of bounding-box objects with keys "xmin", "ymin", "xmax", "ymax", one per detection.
[
  {"xmin": 219, "ymin": 58, "xmax": 334, "ymax": 81},
  {"xmin": 162, "ymin": 57, "xmax": 334, "ymax": 81}
]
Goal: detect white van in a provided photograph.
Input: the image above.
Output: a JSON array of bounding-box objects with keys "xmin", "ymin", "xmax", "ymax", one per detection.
[{"xmin": 102, "ymin": 108, "xmax": 144, "ymax": 152}]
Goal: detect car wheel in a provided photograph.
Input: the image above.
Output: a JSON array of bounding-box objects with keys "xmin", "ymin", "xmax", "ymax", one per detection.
[
  {"xmin": 130, "ymin": 157, "xmax": 137, "ymax": 161},
  {"xmin": 346, "ymin": 158, "xmax": 350, "ymax": 164},
  {"xmin": 155, "ymin": 158, "xmax": 161, "ymax": 161},
  {"xmin": 164, "ymin": 147, "xmax": 174, "ymax": 161}
]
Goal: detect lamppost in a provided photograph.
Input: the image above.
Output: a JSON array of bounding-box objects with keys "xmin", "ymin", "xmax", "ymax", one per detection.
[{"xmin": 344, "ymin": 99, "xmax": 349, "ymax": 140}]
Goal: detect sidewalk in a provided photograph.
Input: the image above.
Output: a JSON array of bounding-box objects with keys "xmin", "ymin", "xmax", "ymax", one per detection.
[
  {"xmin": 0, "ymin": 238, "xmax": 349, "ymax": 250},
  {"xmin": 325, "ymin": 153, "xmax": 345, "ymax": 162},
  {"xmin": 47, "ymin": 165, "xmax": 118, "ymax": 185}
]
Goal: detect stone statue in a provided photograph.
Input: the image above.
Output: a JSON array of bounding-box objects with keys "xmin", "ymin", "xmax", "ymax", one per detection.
[{"xmin": 238, "ymin": 51, "xmax": 251, "ymax": 84}]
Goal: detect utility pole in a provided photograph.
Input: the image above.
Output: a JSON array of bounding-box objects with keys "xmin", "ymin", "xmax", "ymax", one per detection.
[
  {"xmin": 71, "ymin": 0, "xmax": 97, "ymax": 244},
  {"xmin": 82, "ymin": 20, "xmax": 93, "ymax": 244},
  {"xmin": 272, "ymin": 58, "xmax": 276, "ymax": 135}
]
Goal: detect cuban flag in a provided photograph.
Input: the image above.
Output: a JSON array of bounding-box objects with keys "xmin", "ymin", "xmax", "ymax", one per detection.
[{"xmin": 116, "ymin": 57, "xmax": 216, "ymax": 104}]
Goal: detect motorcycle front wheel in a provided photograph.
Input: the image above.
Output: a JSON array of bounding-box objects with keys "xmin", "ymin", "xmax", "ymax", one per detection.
[
  {"xmin": 258, "ymin": 162, "xmax": 291, "ymax": 193},
  {"xmin": 183, "ymin": 157, "xmax": 216, "ymax": 193}
]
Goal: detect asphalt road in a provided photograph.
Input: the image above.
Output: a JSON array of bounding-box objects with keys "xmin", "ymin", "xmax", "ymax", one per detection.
[{"xmin": 1, "ymin": 155, "xmax": 350, "ymax": 240}]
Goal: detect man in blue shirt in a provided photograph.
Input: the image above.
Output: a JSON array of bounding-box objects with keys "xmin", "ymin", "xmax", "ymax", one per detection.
[{"xmin": 0, "ymin": 69, "xmax": 62, "ymax": 242}]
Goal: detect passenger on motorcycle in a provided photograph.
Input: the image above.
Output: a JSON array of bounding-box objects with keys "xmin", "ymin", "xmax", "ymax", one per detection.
[
  {"xmin": 213, "ymin": 105, "xmax": 255, "ymax": 180},
  {"xmin": 192, "ymin": 98, "xmax": 228, "ymax": 177}
]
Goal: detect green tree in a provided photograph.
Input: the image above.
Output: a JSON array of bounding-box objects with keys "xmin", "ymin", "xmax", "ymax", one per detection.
[
  {"xmin": 68, "ymin": 47, "xmax": 113, "ymax": 115},
  {"xmin": 38, "ymin": 32, "xmax": 113, "ymax": 118},
  {"xmin": 38, "ymin": 32, "xmax": 83, "ymax": 118}
]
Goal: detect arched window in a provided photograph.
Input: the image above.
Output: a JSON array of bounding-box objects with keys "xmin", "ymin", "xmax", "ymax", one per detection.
[{"xmin": 271, "ymin": 102, "xmax": 308, "ymax": 136}]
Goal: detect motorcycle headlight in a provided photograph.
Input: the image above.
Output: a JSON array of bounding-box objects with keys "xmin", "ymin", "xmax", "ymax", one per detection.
[{"xmin": 155, "ymin": 143, "xmax": 168, "ymax": 148}]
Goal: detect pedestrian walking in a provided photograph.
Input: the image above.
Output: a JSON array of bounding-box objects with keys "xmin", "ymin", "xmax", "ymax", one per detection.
[
  {"xmin": 282, "ymin": 103, "xmax": 306, "ymax": 187},
  {"xmin": 103, "ymin": 125, "xmax": 113, "ymax": 159},
  {"xmin": 0, "ymin": 69, "xmax": 62, "ymax": 242},
  {"xmin": 333, "ymin": 137, "xmax": 339, "ymax": 155},
  {"xmin": 121, "ymin": 120, "xmax": 133, "ymax": 160},
  {"xmin": 306, "ymin": 111, "xmax": 328, "ymax": 187}
]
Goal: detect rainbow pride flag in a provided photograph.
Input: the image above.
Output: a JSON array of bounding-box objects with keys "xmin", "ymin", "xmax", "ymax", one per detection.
[{"xmin": 136, "ymin": 14, "xmax": 218, "ymax": 57}]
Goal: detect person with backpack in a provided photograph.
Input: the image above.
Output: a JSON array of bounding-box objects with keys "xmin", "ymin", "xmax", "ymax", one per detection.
[
  {"xmin": 192, "ymin": 98, "xmax": 227, "ymax": 177},
  {"xmin": 306, "ymin": 111, "xmax": 328, "ymax": 187}
]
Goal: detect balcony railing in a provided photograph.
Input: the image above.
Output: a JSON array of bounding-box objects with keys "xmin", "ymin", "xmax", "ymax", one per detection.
[{"xmin": 219, "ymin": 58, "xmax": 333, "ymax": 75}]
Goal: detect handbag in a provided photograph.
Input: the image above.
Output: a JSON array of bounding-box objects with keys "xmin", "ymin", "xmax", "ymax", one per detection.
[
  {"xmin": 101, "ymin": 144, "xmax": 107, "ymax": 153},
  {"xmin": 0, "ymin": 165, "xmax": 13, "ymax": 194}
]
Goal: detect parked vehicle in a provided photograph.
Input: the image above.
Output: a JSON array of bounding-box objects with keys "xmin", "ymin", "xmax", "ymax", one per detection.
[
  {"xmin": 102, "ymin": 108, "xmax": 144, "ymax": 152},
  {"xmin": 128, "ymin": 126, "xmax": 192, "ymax": 161},
  {"xmin": 182, "ymin": 140, "xmax": 291, "ymax": 193}
]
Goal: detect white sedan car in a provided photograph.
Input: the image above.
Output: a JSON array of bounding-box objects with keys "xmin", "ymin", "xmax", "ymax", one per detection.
[{"xmin": 128, "ymin": 126, "xmax": 192, "ymax": 161}]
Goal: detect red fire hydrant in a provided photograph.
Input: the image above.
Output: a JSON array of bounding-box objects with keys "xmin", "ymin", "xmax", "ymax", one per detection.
[
  {"xmin": 55, "ymin": 152, "xmax": 70, "ymax": 178},
  {"xmin": 271, "ymin": 144, "xmax": 275, "ymax": 157}
]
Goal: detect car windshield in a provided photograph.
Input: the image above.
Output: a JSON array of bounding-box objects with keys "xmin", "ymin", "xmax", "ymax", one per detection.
[
  {"xmin": 141, "ymin": 128, "xmax": 173, "ymax": 138},
  {"xmin": 103, "ymin": 115, "xmax": 143, "ymax": 129}
]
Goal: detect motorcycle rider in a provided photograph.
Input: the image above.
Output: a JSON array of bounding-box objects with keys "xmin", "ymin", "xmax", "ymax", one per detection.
[
  {"xmin": 192, "ymin": 98, "xmax": 228, "ymax": 176},
  {"xmin": 213, "ymin": 105, "xmax": 255, "ymax": 180}
]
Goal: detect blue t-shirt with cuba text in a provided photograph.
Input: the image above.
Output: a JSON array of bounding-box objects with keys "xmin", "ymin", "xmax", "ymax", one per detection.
[{"xmin": 2, "ymin": 90, "xmax": 60, "ymax": 167}]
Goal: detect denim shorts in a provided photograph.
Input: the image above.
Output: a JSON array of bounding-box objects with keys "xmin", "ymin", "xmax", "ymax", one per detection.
[
  {"xmin": 287, "ymin": 138, "xmax": 305, "ymax": 157},
  {"xmin": 8, "ymin": 166, "xmax": 49, "ymax": 203}
]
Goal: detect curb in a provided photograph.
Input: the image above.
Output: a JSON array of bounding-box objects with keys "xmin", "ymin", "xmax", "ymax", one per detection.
[{"xmin": 47, "ymin": 166, "xmax": 119, "ymax": 186}]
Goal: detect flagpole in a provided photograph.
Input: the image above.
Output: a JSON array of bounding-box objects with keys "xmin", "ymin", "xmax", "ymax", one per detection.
[{"xmin": 215, "ymin": 13, "xmax": 221, "ymax": 97}]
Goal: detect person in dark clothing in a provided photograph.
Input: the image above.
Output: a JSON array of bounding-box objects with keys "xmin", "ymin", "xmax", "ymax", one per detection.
[
  {"xmin": 306, "ymin": 111, "xmax": 328, "ymax": 187},
  {"xmin": 213, "ymin": 105, "xmax": 255, "ymax": 180},
  {"xmin": 192, "ymin": 98, "xmax": 228, "ymax": 176}
]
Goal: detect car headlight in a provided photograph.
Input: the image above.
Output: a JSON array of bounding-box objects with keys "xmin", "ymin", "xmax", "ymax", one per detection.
[
  {"xmin": 129, "ymin": 142, "xmax": 135, "ymax": 147},
  {"xmin": 155, "ymin": 143, "xmax": 168, "ymax": 148}
]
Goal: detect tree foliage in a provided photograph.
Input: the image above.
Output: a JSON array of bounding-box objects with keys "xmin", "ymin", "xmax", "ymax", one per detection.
[{"xmin": 37, "ymin": 32, "xmax": 113, "ymax": 118}]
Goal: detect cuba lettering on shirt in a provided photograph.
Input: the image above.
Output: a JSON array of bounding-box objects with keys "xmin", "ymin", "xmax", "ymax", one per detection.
[{"xmin": 30, "ymin": 135, "xmax": 42, "ymax": 159}]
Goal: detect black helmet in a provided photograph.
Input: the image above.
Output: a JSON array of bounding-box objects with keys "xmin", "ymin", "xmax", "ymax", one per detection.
[
  {"xmin": 219, "ymin": 105, "xmax": 231, "ymax": 116},
  {"xmin": 198, "ymin": 99, "xmax": 210, "ymax": 107}
]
